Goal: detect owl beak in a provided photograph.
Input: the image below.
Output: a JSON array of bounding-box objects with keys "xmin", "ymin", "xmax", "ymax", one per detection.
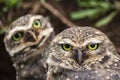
[
  {"xmin": 73, "ymin": 49, "xmax": 82, "ymax": 65},
  {"xmin": 24, "ymin": 30, "xmax": 37, "ymax": 42}
]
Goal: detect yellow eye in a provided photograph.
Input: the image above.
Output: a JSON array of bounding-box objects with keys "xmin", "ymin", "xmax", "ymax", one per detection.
[
  {"xmin": 32, "ymin": 20, "xmax": 41, "ymax": 28},
  {"xmin": 88, "ymin": 43, "xmax": 99, "ymax": 50},
  {"xmin": 62, "ymin": 44, "xmax": 72, "ymax": 51},
  {"xmin": 12, "ymin": 32, "xmax": 23, "ymax": 41}
]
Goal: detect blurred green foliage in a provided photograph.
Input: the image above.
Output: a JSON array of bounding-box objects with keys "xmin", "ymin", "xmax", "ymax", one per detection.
[
  {"xmin": 0, "ymin": 0, "xmax": 21, "ymax": 35},
  {"xmin": 0, "ymin": 0, "xmax": 21, "ymax": 12},
  {"xmin": 54, "ymin": 0, "xmax": 61, "ymax": 2},
  {"xmin": 70, "ymin": 0, "xmax": 119, "ymax": 27},
  {"xmin": 0, "ymin": 27, "xmax": 7, "ymax": 35}
]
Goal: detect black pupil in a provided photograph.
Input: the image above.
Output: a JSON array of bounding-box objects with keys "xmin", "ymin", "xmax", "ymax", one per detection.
[
  {"xmin": 35, "ymin": 21, "xmax": 39, "ymax": 25},
  {"xmin": 14, "ymin": 32, "xmax": 23, "ymax": 39},
  {"xmin": 15, "ymin": 33, "xmax": 21, "ymax": 38},
  {"xmin": 90, "ymin": 44, "xmax": 96, "ymax": 48},
  {"xmin": 65, "ymin": 44, "xmax": 70, "ymax": 48}
]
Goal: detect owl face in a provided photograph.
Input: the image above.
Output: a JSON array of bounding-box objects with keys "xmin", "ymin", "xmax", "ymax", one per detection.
[
  {"xmin": 4, "ymin": 14, "xmax": 53, "ymax": 57},
  {"xmin": 47, "ymin": 27, "xmax": 117, "ymax": 70}
]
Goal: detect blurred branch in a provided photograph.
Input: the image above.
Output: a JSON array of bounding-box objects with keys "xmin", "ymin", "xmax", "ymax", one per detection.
[{"xmin": 40, "ymin": 1, "xmax": 76, "ymax": 27}]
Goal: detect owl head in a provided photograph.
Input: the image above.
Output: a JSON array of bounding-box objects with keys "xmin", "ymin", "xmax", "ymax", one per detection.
[
  {"xmin": 4, "ymin": 14, "xmax": 54, "ymax": 58},
  {"xmin": 46, "ymin": 27, "xmax": 118, "ymax": 70}
]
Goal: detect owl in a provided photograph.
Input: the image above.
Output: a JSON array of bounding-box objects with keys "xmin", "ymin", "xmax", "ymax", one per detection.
[
  {"xmin": 4, "ymin": 14, "xmax": 54, "ymax": 80},
  {"xmin": 46, "ymin": 27, "xmax": 120, "ymax": 80}
]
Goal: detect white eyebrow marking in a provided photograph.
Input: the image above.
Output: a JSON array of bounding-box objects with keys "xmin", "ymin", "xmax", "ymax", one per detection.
[
  {"xmin": 7, "ymin": 26, "xmax": 29, "ymax": 39},
  {"xmin": 58, "ymin": 39, "xmax": 73, "ymax": 44},
  {"xmin": 81, "ymin": 38, "xmax": 102, "ymax": 46},
  {"xmin": 58, "ymin": 39, "xmax": 79, "ymax": 47}
]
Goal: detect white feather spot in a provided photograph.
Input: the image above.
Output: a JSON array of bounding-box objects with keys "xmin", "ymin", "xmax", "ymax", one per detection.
[
  {"xmin": 94, "ymin": 71, "xmax": 98, "ymax": 73},
  {"xmin": 110, "ymin": 73, "xmax": 114, "ymax": 76},
  {"xmin": 21, "ymin": 70, "xmax": 27, "ymax": 77},
  {"xmin": 20, "ymin": 64, "xmax": 24, "ymax": 68},
  {"xmin": 66, "ymin": 78, "xmax": 70, "ymax": 80},
  {"xmin": 75, "ymin": 76, "xmax": 79, "ymax": 79},
  {"xmin": 114, "ymin": 63, "xmax": 118, "ymax": 67},
  {"xmin": 16, "ymin": 76, "xmax": 19, "ymax": 80},
  {"xmin": 106, "ymin": 76, "xmax": 110, "ymax": 79}
]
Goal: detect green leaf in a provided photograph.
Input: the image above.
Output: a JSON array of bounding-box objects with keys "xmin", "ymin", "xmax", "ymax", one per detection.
[
  {"xmin": 95, "ymin": 11, "xmax": 118, "ymax": 27},
  {"xmin": 71, "ymin": 8, "xmax": 103, "ymax": 20},
  {"xmin": 7, "ymin": 0, "xmax": 19, "ymax": 7},
  {"xmin": 98, "ymin": 2, "xmax": 111, "ymax": 10},
  {"xmin": 76, "ymin": 0, "xmax": 111, "ymax": 10},
  {"xmin": 77, "ymin": 0, "xmax": 99, "ymax": 8},
  {"xmin": 2, "ymin": 6, "xmax": 8, "ymax": 12}
]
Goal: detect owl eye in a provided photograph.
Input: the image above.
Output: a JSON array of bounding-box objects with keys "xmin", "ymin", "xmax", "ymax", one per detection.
[
  {"xmin": 32, "ymin": 19, "xmax": 41, "ymax": 29},
  {"xmin": 88, "ymin": 43, "xmax": 99, "ymax": 50},
  {"xmin": 62, "ymin": 44, "xmax": 72, "ymax": 51},
  {"xmin": 12, "ymin": 32, "xmax": 24, "ymax": 41}
]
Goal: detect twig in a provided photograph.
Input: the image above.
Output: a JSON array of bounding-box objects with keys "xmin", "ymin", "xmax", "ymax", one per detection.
[{"xmin": 40, "ymin": 2, "xmax": 76, "ymax": 27}]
